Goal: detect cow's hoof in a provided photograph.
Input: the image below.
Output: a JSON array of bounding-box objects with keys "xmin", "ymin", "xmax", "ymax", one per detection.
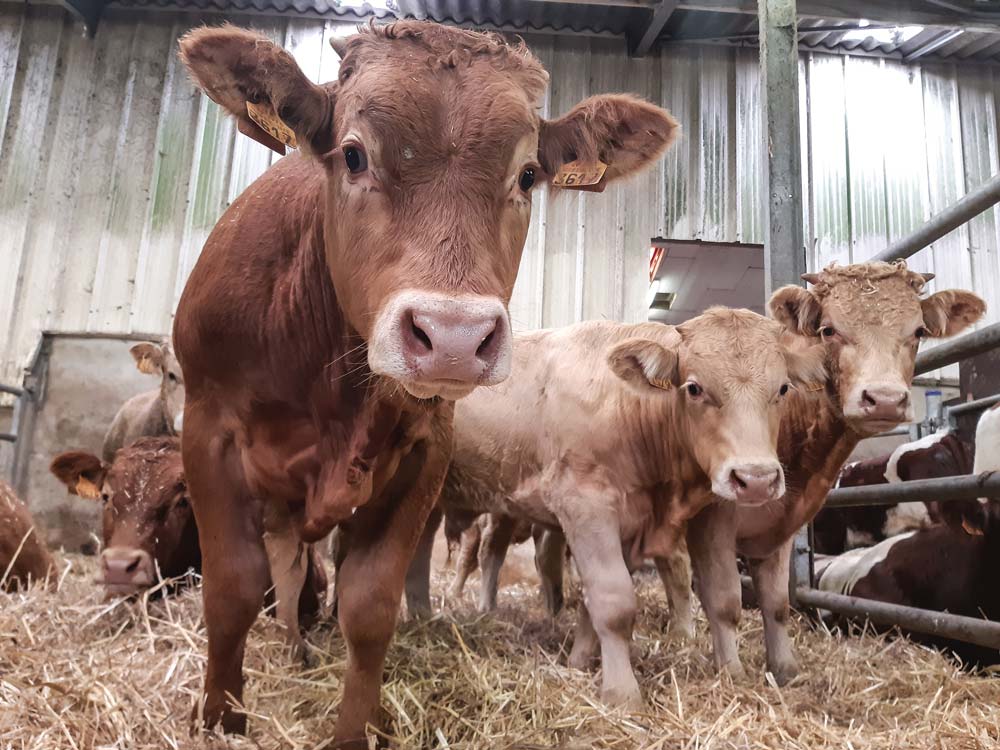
[
  {"xmin": 722, "ymin": 659, "xmax": 747, "ymax": 681},
  {"xmin": 667, "ymin": 619, "xmax": 695, "ymax": 641},
  {"xmin": 601, "ymin": 684, "xmax": 645, "ymax": 712},
  {"xmin": 290, "ymin": 639, "xmax": 316, "ymax": 668},
  {"xmin": 768, "ymin": 660, "xmax": 799, "ymax": 687},
  {"xmin": 568, "ymin": 644, "xmax": 598, "ymax": 671}
]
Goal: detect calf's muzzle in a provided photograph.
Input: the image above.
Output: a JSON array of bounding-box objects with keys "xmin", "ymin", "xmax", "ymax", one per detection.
[
  {"xmin": 99, "ymin": 546, "xmax": 155, "ymax": 594},
  {"xmin": 715, "ymin": 461, "xmax": 785, "ymax": 505}
]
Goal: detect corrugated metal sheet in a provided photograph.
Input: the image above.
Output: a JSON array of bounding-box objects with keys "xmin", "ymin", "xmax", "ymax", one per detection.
[{"xmin": 3, "ymin": 3, "xmax": 1000, "ymax": 388}]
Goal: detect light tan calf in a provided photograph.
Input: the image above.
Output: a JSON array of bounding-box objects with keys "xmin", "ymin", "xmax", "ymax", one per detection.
[
  {"xmin": 422, "ymin": 308, "xmax": 825, "ymax": 707},
  {"xmin": 683, "ymin": 262, "xmax": 985, "ymax": 685}
]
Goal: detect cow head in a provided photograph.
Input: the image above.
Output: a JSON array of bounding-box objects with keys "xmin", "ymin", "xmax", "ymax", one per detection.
[
  {"xmin": 771, "ymin": 262, "xmax": 985, "ymax": 436},
  {"xmin": 50, "ymin": 438, "xmax": 199, "ymax": 597},
  {"xmin": 179, "ymin": 22, "xmax": 678, "ymax": 400},
  {"xmin": 130, "ymin": 340, "xmax": 185, "ymax": 434},
  {"xmin": 608, "ymin": 309, "xmax": 826, "ymax": 505}
]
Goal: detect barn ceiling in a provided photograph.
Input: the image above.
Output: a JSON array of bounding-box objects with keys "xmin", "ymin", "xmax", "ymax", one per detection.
[{"xmin": 92, "ymin": 0, "xmax": 1000, "ymax": 62}]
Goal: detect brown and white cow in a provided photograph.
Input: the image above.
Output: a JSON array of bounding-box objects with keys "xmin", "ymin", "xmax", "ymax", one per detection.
[
  {"xmin": 815, "ymin": 402, "xmax": 1000, "ymax": 668},
  {"xmin": 102, "ymin": 340, "xmax": 185, "ymax": 462},
  {"xmin": 0, "ymin": 479, "xmax": 56, "ymax": 591},
  {"xmin": 682, "ymin": 262, "xmax": 984, "ymax": 686},
  {"xmin": 174, "ymin": 21, "xmax": 677, "ymax": 742},
  {"xmin": 411, "ymin": 309, "xmax": 826, "ymax": 707},
  {"xmin": 51, "ymin": 438, "xmax": 201, "ymax": 597},
  {"xmin": 813, "ymin": 429, "xmax": 973, "ymax": 554}
]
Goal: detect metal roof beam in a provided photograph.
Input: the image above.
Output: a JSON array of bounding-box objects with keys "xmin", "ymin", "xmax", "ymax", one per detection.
[
  {"xmin": 675, "ymin": 0, "xmax": 1000, "ymax": 33},
  {"xmin": 61, "ymin": 0, "xmax": 104, "ymax": 35},
  {"xmin": 903, "ymin": 27, "xmax": 964, "ymax": 61},
  {"xmin": 527, "ymin": 0, "xmax": 658, "ymax": 7},
  {"xmin": 629, "ymin": 0, "xmax": 679, "ymax": 56}
]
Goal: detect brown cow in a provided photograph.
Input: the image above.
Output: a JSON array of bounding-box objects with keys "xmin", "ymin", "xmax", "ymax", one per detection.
[
  {"xmin": 174, "ymin": 21, "xmax": 677, "ymax": 742},
  {"xmin": 412, "ymin": 309, "xmax": 827, "ymax": 707},
  {"xmin": 682, "ymin": 261, "xmax": 984, "ymax": 685},
  {"xmin": 51, "ymin": 438, "xmax": 201, "ymax": 597},
  {"xmin": 102, "ymin": 340, "xmax": 185, "ymax": 462},
  {"xmin": 0, "ymin": 479, "xmax": 56, "ymax": 590}
]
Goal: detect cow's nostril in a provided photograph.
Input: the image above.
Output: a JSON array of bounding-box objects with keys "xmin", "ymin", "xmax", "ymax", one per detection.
[
  {"xmin": 862, "ymin": 390, "xmax": 877, "ymax": 407},
  {"xmin": 409, "ymin": 317, "xmax": 433, "ymax": 352},
  {"xmin": 730, "ymin": 470, "xmax": 747, "ymax": 490},
  {"xmin": 476, "ymin": 329, "xmax": 496, "ymax": 357},
  {"xmin": 125, "ymin": 557, "xmax": 140, "ymax": 574}
]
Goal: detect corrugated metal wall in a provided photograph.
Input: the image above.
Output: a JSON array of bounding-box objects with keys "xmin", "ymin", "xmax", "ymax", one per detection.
[{"xmin": 2, "ymin": 3, "xmax": 1000, "ymax": 387}]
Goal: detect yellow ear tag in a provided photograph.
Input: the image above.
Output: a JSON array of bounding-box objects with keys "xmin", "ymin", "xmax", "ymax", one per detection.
[
  {"xmin": 962, "ymin": 518, "xmax": 985, "ymax": 537},
  {"xmin": 553, "ymin": 159, "xmax": 608, "ymax": 191},
  {"xmin": 136, "ymin": 355, "xmax": 158, "ymax": 375},
  {"xmin": 246, "ymin": 101, "xmax": 298, "ymax": 149},
  {"xmin": 76, "ymin": 477, "xmax": 102, "ymax": 500},
  {"xmin": 649, "ymin": 378, "xmax": 674, "ymax": 392}
]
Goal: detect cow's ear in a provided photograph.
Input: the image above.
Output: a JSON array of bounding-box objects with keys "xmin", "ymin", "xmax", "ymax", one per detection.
[
  {"xmin": 769, "ymin": 285, "xmax": 823, "ymax": 337},
  {"xmin": 920, "ymin": 290, "xmax": 985, "ymax": 338},
  {"xmin": 49, "ymin": 452, "xmax": 107, "ymax": 500},
  {"xmin": 130, "ymin": 342, "xmax": 164, "ymax": 375},
  {"xmin": 607, "ymin": 338, "xmax": 679, "ymax": 394},
  {"xmin": 539, "ymin": 95, "xmax": 678, "ymax": 187},
  {"xmin": 179, "ymin": 24, "xmax": 334, "ymax": 157},
  {"xmin": 784, "ymin": 343, "xmax": 827, "ymax": 390}
]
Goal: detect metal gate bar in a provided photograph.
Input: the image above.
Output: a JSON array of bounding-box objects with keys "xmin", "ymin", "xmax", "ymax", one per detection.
[
  {"xmin": 0, "ymin": 384, "xmax": 24, "ymax": 444},
  {"xmin": 874, "ymin": 172, "xmax": 1000, "ymax": 263},
  {"xmin": 826, "ymin": 473, "xmax": 1000, "ymax": 508},
  {"xmin": 947, "ymin": 394, "xmax": 1000, "ymax": 419},
  {"xmin": 796, "ymin": 587, "xmax": 1000, "ymax": 651},
  {"xmin": 914, "ymin": 323, "xmax": 1000, "ymax": 375}
]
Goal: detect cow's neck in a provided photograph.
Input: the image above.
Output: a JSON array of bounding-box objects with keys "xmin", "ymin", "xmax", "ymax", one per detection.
[{"xmin": 767, "ymin": 386, "xmax": 860, "ymax": 543}]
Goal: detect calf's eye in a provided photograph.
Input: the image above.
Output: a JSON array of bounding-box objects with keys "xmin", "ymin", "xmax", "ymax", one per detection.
[
  {"xmin": 686, "ymin": 382, "xmax": 703, "ymax": 398},
  {"xmin": 519, "ymin": 168, "xmax": 536, "ymax": 192},
  {"xmin": 915, "ymin": 327, "xmax": 928, "ymax": 339},
  {"xmin": 779, "ymin": 383, "xmax": 791, "ymax": 396},
  {"xmin": 168, "ymin": 372, "xmax": 178, "ymax": 383},
  {"xmin": 344, "ymin": 146, "xmax": 367, "ymax": 174},
  {"xmin": 820, "ymin": 326, "xmax": 836, "ymax": 339}
]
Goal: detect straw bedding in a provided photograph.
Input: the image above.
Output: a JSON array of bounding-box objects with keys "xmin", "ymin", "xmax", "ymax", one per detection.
[{"xmin": 1, "ymin": 550, "xmax": 997, "ymax": 750}]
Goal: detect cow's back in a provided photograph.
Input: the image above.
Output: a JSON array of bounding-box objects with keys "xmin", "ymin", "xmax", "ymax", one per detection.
[
  {"xmin": 444, "ymin": 321, "xmax": 679, "ymax": 521},
  {"xmin": 102, "ymin": 389, "xmax": 166, "ymax": 462},
  {"xmin": 0, "ymin": 480, "xmax": 55, "ymax": 590}
]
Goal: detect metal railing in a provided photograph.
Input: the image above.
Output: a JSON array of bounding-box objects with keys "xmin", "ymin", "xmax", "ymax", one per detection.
[
  {"xmin": 0, "ymin": 384, "xmax": 24, "ymax": 444},
  {"xmin": 789, "ymin": 172, "xmax": 1000, "ymax": 653}
]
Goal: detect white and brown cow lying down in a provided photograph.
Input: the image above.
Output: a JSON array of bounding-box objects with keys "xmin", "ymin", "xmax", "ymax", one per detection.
[
  {"xmin": 813, "ymin": 429, "xmax": 973, "ymax": 554},
  {"xmin": 102, "ymin": 339, "xmax": 185, "ymax": 462},
  {"xmin": 174, "ymin": 20, "xmax": 677, "ymax": 743},
  {"xmin": 0, "ymin": 479, "xmax": 56, "ymax": 591},
  {"xmin": 815, "ymin": 403, "xmax": 1000, "ymax": 668},
  {"xmin": 410, "ymin": 307, "xmax": 828, "ymax": 707}
]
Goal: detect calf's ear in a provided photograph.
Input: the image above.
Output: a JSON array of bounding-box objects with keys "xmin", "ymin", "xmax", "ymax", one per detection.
[
  {"xmin": 179, "ymin": 24, "xmax": 334, "ymax": 156},
  {"xmin": 130, "ymin": 342, "xmax": 164, "ymax": 375},
  {"xmin": 769, "ymin": 285, "xmax": 823, "ymax": 336},
  {"xmin": 784, "ymin": 343, "xmax": 827, "ymax": 390},
  {"xmin": 920, "ymin": 290, "xmax": 985, "ymax": 338},
  {"xmin": 607, "ymin": 338, "xmax": 679, "ymax": 394},
  {"xmin": 539, "ymin": 95, "xmax": 679, "ymax": 186},
  {"xmin": 50, "ymin": 452, "xmax": 107, "ymax": 500}
]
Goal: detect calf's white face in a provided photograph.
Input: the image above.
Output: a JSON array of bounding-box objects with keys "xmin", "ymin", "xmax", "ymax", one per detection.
[
  {"xmin": 607, "ymin": 308, "xmax": 826, "ymax": 505},
  {"xmin": 131, "ymin": 341, "xmax": 185, "ymax": 434}
]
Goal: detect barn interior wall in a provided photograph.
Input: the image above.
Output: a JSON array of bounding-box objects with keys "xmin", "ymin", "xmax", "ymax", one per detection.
[{"xmin": 2, "ymin": 3, "xmax": 1000, "ymax": 390}]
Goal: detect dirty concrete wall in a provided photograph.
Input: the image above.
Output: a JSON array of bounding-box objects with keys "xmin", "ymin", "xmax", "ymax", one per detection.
[{"xmin": 23, "ymin": 334, "xmax": 165, "ymax": 552}]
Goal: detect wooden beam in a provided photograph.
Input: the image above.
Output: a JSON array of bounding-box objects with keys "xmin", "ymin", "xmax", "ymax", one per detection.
[
  {"xmin": 629, "ymin": 0, "xmax": 679, "ymax": 56},
  {"xmin": 903, "ymin": 28, "xmax": 964, "ymax": 61}
]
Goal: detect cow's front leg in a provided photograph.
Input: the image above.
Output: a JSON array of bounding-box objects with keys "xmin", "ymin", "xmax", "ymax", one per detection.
[
  {"xmin": 688, "ymin": 503, "xmax": 744, "ymax": 678},
  {"xmin": 748, "ymin": 538, "xmax": 798, "ymax": 685},
  {"xmin": 558, "ymin": 502, "xmax": 642, "ymax": 709},
  {"xmin": 477, "ymin": 513, "xmax": 518, "ymax": 612},
  {"xmin": 404, "ymin": 504, "xmax": 441, "ymax": 618},
  {"xmin": 262, "ymin": 504, "xmax": 311, "ymax": 663},
  {"xmin": 333, "ymin": 437, "xmax": 450, "ymax": 749},
  {"xmin": 533, "ymin": 525, "xmax": 566, "ymax": 616},
  {"xmin": 655, "ymin": 536, "xmax": 694, "ymax": 640},
  {"xmin": 185, "ymin": 412, "xmax": 269, "ymax": 734}
]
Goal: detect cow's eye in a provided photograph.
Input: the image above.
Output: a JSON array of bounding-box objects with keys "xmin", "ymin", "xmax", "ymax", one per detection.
[
  {"xmin": 176, "ymin": 495, "xmax": 190, "ymax": 509},
  {"xmin": 820, "ymin": 326, "xmax": 836, "ymax": 339},
  {"xmin": 519, "ymin": 168, "xmax": 536, "ymax": 192},
  {"xmin": 915, "ymin": 326, "xmax": 928, "ymax": 339},
  {"xmin": 344, "ymin": 146, "xmax": 367, "ymax": 174},
  {"xmin": 685, "ymin": 382, "xmax": 703, "ymax": 398},
  {"xmin": 167, "ymin": 372, "xmax": 178, "ymax": 383},
  {"xmin": 100, "ymin": 492, "xmax": 110, "ymax": 504},
  {"xmin": 779, "ymin": 383, "xmax": 791, "ymax": 397}
]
